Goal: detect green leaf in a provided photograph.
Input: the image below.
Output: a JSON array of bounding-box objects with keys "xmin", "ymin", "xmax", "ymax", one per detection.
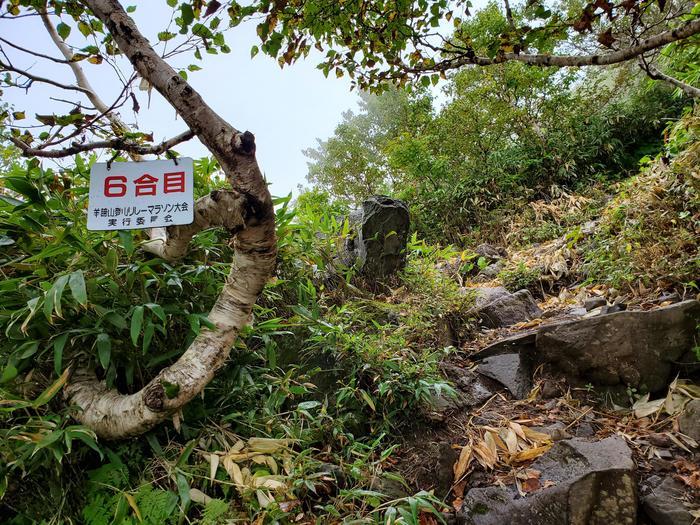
[
  {"xmin": 33, "ymin": 368, "xmax": 70, "ymax": 407},
  {"xmin": 158, "ymin": 31, "xmax": 176, "ymax": 42},
  {"xmin": 68, "ymin": 270, "xmax": 88, "ymax": 306},
  {"xmin": 57, "ymin": 22, "xmax": 71, "ymax": 40},
  {"xmin": 143, "ymin": 321, "xmax": 155, "ymax": 353},
  {"xmin": 4, "ymin": 176, "xmax": 43, "ymax": 203},
  {"xmin": 43, "ymin": 275, "xmax": 70, "ymax": 321},
  {"xmin": 161, "ymin": 380, "xmax": 180, "ymax": 399},
  {"xmin": 118, "ymin": 230, "xmax": 133, "ymax": 256},
  {"xmin": 126, "ymin": 5, "xmax": 136, "ymax": 12},
  {"xmin": 0, "ymin": 365, "xmax": 18, "ymax": 384},
  {"xmin": 145, "ymin": 303, "xmax": 166, "ymax": 322},
  {"xmin": 180, "ymin": 4, "xmax": 195, "ymax": 28},
  {"xmin": 176, "ymin": 440, "xmax": 196, "ymax": 467},
  {"xmin": 53, "ymin": 333, "xmax": 69, "ymax": 376},
  {"xmin": 131, "ymin": 306, "xmax": 144, "ymax": 346},
  {"xmin": 176, "ymin": 472, "xmax": 191, "ymax": 511},
  {"xmin": 298, "ymin": 401, "xmax": 321, "ymax": 410},
  {"xmin": 105, "ymin": 247, "xmax": 118, "ymax": 273},
  {"xmin": 113, "ymin": 494, "xmax": 129, "ymax": 525},
  {"xmin": 105, "ymin": 312, "xmax": 127, "ymax": 330},
  {"xmin": 359, "ymin": 389, "xmax": 376, "ymax": 411},
  {"xmin": 96, "ymin": 333, "xmax": 111, "ymax": 369},
  {"xmin": 78, "ymin": 21, "xmax": 91, "ymax": 37}
]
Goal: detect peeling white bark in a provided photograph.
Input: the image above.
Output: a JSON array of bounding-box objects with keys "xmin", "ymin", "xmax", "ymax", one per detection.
[
  {"xmin": 64, "ymin": 0, "xmax": 277, "ymax": 439},
  {"xmin": 142, "ymin": 190, "xmax": 246, "ymax": 261}
]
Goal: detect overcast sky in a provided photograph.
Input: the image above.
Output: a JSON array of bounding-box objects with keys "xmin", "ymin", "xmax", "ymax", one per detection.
[{"xmin": 1, "ymin": 2, "xmax": 365, "ymax": 198}]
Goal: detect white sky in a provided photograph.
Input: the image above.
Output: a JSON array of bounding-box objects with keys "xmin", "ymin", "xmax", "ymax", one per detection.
[{"xmin": 1, "ymin": 2, "xmax": 363, "ymax": 197}]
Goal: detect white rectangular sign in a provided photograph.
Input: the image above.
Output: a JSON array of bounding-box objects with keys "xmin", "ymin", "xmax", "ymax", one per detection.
[{"xmin": 87, "ymin": 158, "xmax": 194, "ymax": 231}]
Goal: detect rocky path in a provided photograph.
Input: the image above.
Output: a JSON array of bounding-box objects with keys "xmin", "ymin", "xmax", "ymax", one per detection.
[
  {"xmin": 340, "ymin": 197, "xmax": 699, "ymax": 524},
  {"xmin": 396, "ymin": 286, "xmax": 700, "ymax": 524}
]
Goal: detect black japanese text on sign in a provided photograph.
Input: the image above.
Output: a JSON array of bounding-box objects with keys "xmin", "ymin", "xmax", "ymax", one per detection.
[{"xmin": 87, "ymin": 158, "xmax": 194, "ymax": 231}]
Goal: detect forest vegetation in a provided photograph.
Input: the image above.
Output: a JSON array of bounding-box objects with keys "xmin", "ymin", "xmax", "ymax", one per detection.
[{"xmin": 0, "ymin": 0, "xmax": 699, "ymax": 523}]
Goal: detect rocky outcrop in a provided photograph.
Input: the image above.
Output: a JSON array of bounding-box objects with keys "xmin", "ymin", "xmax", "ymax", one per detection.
[
  {"xmin": 678, "ymin": 399, "xmax": 700, "ymax": 442},
  {"xmin": 640, "ymin": 476, "xmax": 695, "ymax": 525},
  {"xmin": 476, "ymin": 354, "xmax": 532, "ymax": 399},
  {"xmin": 471, "ymin": 300, "xmax": 700, "ymax": 396},
  {"xmin": 469, "ymin": 287, "xmax": 542, "ymax": 328},
  {"xmin": 533, "ymin": 300, "xmax": 700, "ymax": 392},
  {"xmin": 475, "ymin": 243, "xmax": 508, "ymax": 261},
  {"xmin": 455, "ymin": 436, "xmax": 637, "ymax": 525},
  {"xmin": 342, "ymin": 195, "xmax": 410, "ymax": 277}
]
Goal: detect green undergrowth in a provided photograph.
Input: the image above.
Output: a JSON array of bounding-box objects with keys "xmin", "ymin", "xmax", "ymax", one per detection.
[
  {"xmin": 463, "ymin": 110, "xmax": 699, "ymax": 297},
  {"xmin": 580, "ymin": 110, "xmax": 700, "ymax": 292},
  {"xmin": 0, "ymin": 161, "xmax": 469, "ymax": 524}
]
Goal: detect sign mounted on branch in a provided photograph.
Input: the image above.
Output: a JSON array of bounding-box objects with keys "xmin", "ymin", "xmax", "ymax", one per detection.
[{"xmin": 87, "ymin": 158, "xmax": 194, "ymax": 231}]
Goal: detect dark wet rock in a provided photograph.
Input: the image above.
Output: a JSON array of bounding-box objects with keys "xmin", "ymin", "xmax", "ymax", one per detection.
[
  {"xmin": 469, "ymin": 287, "xmax": 542, "ymax": 328},
  {"xmin": 584, "ymin": 296, "xmax": 607, "ymax": 311},
  {"xmin": 437, "ymin": 317, "xmax": 459, "ymax": 348},
  {"xmin": 427, "ymin": 366, "xmax": 501, "ymax": 420},
  {"xmin": 455, "ymin": 436, "xmax": 636, "ymax": 525},
  {"xmin": 478, "ymin": 260, "xmax": 504, "ymax": 279},
  {"xmin": 473, "ymin": 331, "xmax": 537, "ymax": 360},
  {"xmin": 435, "ymin": 442, "xmax": 459, "ymax": 498},
  {"xmin": 450, "ymin": 368, "xmax": 502, "ymax": 407},
  {"xmin": 678, "ymin": 350, "xmax": 700, "ymax": 376},
  {"xmin": 341, "ymin": 195, "xmax": 410, "ymax": 277},
  {"xmin": 574, "ymin": 422, "xmax": 596, "ymax": 438},
  {"xmin": 640, "ymin": 476, "xmax": 694, "ymax": 525},
  {"xmin": 678, "ymin": 399, "xmax": 700, "ymax": 442},
  {"xmin": 476, "ymin": 353, "xmax": 533, "ymax": 399},
  {"xmin": 532, "ymin": 422, "xmax": 572, "ymax": 441},
  {"xmin": 565, "ymin": 306, "xmax": 588, "ymax": 317},
  {"xmin": 533, "ymin": 300, "xmax": 700, "ymax": 392},
  {"xmin": 539, "ymin": 379, "xmax": 562, "ymax": 400},
  {"xmin": 370, "ymin": 474, "xmax": 411, "ymax": 499},
  {"xmin": 475, "ymin": 243, "xmax": 508, "ymax": 261},
  {"xmin": 656, "ymin": 292, "xmax": 682, "ymax": 305},
  {"xmin": 604, "ymin": 303, "xmax": 627, "ymax": 314},
  {"xmin": 470, "ymin": 286, "xmax": 510, "ymax": 306}
]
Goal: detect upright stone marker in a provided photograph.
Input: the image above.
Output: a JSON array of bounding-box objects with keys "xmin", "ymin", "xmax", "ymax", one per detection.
[
  {"xmin": 87, "ymin": 158, "xmax": 194, "ymax": 231},
  {"xmin": 344, "ymin": 195, "xmax": 410, "ymax": 277}
]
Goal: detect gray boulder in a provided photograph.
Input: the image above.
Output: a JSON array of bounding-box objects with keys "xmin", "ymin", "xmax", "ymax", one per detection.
[
  {"xmin": 473, "ymin": 331, "xmax": 537, "ymax": 360},
  {"xmin": 468, "ymin": 287, "xmax": 542, "ymax": 328},
  {"xmin": 641, "ymin": 476, "xmax": 694, "ymax": 525},
  {"xmin": 342, "ymin": 196, "xmax": 410, "ymax": 277},
  {"xmin": 475, "ymin": 243, "xmax": 508, "ymax": 260},
  {"xmin": 425, "ymin": 367, "xmax": 501, "ymax": 421},
  {"xmin": 455, "ymin": 436, "xmax": 636, "ymax": 525},
  {"xmin": 583, "ymin": 296, "xmax": 607, "ymax": 311},
  {"xmin": 678, "ymin": 399, "xmax": 700, "ymax": 442},
  {"xmin": 477, "ymin": 260, "xmax": 504, "ymax": 279},
  {"xmin": 476, "ymin": 353, "xmax": 533, "ymax": 399},
  {"xmin": 533, "ymin": 300, "xmax": 700, "ymax": 392}
]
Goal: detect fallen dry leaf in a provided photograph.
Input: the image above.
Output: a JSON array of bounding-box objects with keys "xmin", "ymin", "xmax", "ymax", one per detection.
[
  {"xmin": 453, "ymin": 443, "xmax": 473, "ymax": 480},
  {"xmin": 510, "ymin": 444, "xmax": 552, "ymax": 463}
]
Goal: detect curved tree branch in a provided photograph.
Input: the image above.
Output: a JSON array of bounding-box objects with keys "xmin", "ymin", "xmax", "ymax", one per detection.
[
  {"xmin": 0, "ymin": 59, "xmax": 95, "ymax": 95},
  {"xmin": 142, "ymin": 190, "xmax": 246, "ymax": 261},
  {"xmin": 0, "ymin": 35, "xmax": 71, "ymax": 63},
  {"xmin": 40, "ymin": 9, "xmax": 132, "ymax": 138},
  {"xmin": 638, "ymin": 58, "xmax": 700, "ymax": 98},
  {"xmin": 8, "ymin": 130, "xmax": 195, "ymax": 158},
  {"xmin": 60, "ymin": 0, "xmax": 277, "ymax": 439},
  {"xmin": 411, "ymin": 17, "xmax": 700, "ymax": 71}
]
